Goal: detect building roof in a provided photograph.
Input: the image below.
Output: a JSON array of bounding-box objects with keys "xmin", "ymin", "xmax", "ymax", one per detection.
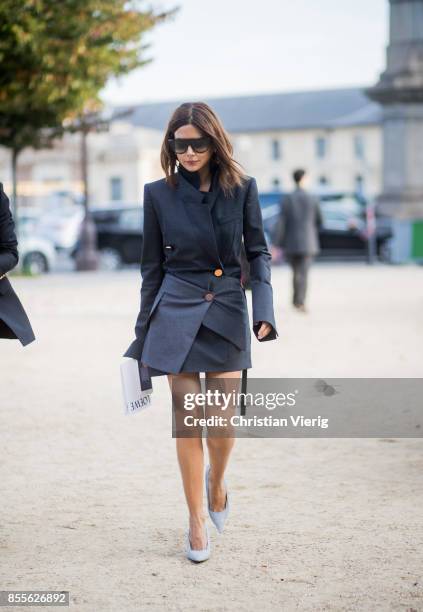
[{"xmin": 113, "ymin": 87, "xmax": 382, "ymax": 133}]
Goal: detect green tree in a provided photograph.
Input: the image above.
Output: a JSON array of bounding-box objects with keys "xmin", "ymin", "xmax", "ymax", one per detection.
[{"xmin": 0, "ymin": 0, "xmax": 177, "ymax": 213}]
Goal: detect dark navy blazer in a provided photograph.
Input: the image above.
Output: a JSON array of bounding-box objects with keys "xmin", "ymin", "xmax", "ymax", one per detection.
[
  {"xmin": 124, "ymin": 165, "xmax": 278, "ymax": 373},
  {"xmin": 0, "ymin": 183, "xmax": 35, "ymax": 346}
]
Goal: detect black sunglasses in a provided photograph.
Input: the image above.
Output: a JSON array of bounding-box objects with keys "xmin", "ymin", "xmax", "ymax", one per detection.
[{"xmin": 168, "ymin": 136, "xmax": 212, "ymax": 154}]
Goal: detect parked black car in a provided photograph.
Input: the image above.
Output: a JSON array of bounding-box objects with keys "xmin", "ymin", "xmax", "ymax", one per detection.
[
  {"xmin": 89, "ymin": 206, "xmax": 144, "ymax": 270},
  {"xmin": 238, "ymin": 189, "xmax": 393, "ymax": 288},
  {"xmin": 259, "ymin": 190, "xmax": 392, "ymax": 260}
]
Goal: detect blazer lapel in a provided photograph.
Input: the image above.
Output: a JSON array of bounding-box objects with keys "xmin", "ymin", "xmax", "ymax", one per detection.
[
  {"xmin": 175, "ymin": 171, "xmax": 224, "ymax": 267},
  {"xmin": 204, "ymin": 167, "xmax": 222, "ymax": 214},
  {"xmin": 175, "ymin": 164, "xmax": 221, "ymax": 209}
]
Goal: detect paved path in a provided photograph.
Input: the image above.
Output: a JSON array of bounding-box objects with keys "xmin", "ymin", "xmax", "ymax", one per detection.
[{"xmin": 1, "ymin": 263, "xmax": 422, "ymax": 611}]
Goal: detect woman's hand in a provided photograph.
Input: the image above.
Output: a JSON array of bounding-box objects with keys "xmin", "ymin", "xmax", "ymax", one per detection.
[{"xmin": 255, "ymin": 321, "xmax": 273, "ymax": 340}]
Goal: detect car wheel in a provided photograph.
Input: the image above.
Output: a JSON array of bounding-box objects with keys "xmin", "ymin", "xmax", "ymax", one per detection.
[
  {"xmin": 99, "ymin": 248, "xmax": 123, "ymax": 270},
  {"xmin": 22, "ymin": 252, "xmax": 49, "ymax": 275}
]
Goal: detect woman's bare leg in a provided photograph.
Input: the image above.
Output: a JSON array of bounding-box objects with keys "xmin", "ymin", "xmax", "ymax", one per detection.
[
  {"xmin": 205, "ymin": 370, "xmax": 241, "ymax": 512},
  {"xmin": 167, "ymin": 372, "xmax": 207, "ymax": 550}
]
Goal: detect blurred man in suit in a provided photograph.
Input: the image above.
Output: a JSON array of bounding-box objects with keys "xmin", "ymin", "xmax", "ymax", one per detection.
[{"xmin": 273, "ymin": 169, "xmax": 323, "ymax": 313}]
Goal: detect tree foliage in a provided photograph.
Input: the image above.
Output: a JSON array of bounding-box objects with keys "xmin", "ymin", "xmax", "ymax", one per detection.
[{"xmin": 0, "ymin": 0, "xmax": 177, "ymax": 153}]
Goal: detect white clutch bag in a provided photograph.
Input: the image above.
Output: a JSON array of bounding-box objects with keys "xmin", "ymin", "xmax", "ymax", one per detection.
[{"xmin": 120, "ymin": 359, "xmax": 153, "ymax": 415}]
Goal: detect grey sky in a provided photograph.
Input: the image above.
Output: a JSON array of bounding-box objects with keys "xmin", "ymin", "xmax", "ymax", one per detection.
[{"xmin": 101, "ymin": 0, "xmax": 388, "ymax": 105}]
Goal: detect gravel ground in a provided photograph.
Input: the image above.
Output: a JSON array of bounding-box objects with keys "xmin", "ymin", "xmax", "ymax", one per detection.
[{"xmin": 1, "ymin": 263, "xmax": 422, "ymax": 612}]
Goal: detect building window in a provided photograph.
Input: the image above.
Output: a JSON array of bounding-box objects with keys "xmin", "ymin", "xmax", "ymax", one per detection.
[
  {"xmin": 355, "ymin": 174, "xmax": 365, "ymax": 193},
  {"xmin": 272, "ymin": 178, "xmax": 281, "ymax": 191},
  {"xmin": 354, "ymin": 134, "xmax": 365, "ymax": 160},
  {"xmin": 110, "ymin": 177, "xmax": 123, "ymax": 201},
  {"xmin": 315, "ymin": 136, "xmax": 327, "ymax": 159},
  {"xmin": 271, "ymin": 139, "xmax": 281, "ymax": 160}
]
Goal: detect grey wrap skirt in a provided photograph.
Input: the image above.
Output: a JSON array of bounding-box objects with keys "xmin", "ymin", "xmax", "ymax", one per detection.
[
  {"xmin": 147, "ymin": 323, "xmax": 252, "ymax": 376},
  {"xmin": 140, "ymin": 271, "xmax": 252, "ymax": 377}
]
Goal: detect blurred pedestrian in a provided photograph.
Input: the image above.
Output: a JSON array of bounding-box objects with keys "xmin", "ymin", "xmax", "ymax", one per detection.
[
  {"xmin": 0, "ymin": 183, "xmax": 35, "ymax": 345},
  {"xmin": 273, "ymin": 169, "xmax": 323, "ymax": 313}
]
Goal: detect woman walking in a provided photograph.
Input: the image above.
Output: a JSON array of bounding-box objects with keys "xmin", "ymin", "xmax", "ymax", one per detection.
[
  {"xmin": 0, "ymin": 183, "xmax": 35, "ymax": 347},
  {"xmin": 124, "ymin": 102, "xmax": 278, "ymax": 562}
]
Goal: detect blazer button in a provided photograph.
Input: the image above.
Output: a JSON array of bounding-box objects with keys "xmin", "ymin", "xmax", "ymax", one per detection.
[
  {"xmin": 204, "ymin": 292, "xmax": 214, "ymax": 301},
  {"xmin": 213, "ymin": 268, "xmax": 223, "ymax": 277}
]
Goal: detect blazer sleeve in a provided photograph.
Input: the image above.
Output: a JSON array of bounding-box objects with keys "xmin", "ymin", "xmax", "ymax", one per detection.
[
  {"xmin": 123, "ymin": 184, "xmax": 165, "ymax": 360},
  {"xmin": 243, "ymin": 177, "xmax": 278, "ymax": 342},
  {"xmin": 0, "ymin": 184, "xmax": 19, "ymax": 276}
]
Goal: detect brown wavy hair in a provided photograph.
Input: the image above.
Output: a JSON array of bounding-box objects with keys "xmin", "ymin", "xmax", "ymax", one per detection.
[{"xmin": 160, "ymin": 102, "xmax": 247, "ymax": 197}]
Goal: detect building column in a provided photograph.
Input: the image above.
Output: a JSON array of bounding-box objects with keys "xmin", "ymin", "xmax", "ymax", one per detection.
[{"xmin": 366, "ymin": 0, "xmax": 423, "ymax": 220}]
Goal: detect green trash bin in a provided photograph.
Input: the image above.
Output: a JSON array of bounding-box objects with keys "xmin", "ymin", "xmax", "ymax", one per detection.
[
  {"xmin": 411, "ymin": 221, "xmax": 423, "ymax": 261},
  {"xmin": 390, "ymin": 219, "xmax": 423, "ymax": 263}
]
